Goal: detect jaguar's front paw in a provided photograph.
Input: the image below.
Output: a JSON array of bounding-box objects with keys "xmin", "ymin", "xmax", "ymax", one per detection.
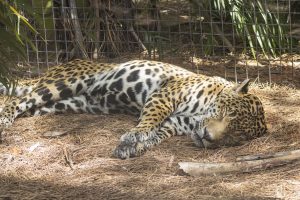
[
  {"xmin": 119, "ymin": 129, "xmax": 151, "ymax": 144},
  {"xmin": 113, "ymin": 141, "xmax": 146, "ymax": 159},
  {"xmin": 114, "ymin": 129, "xmax": 154, "ymax": 159},
  {"xmin": 119, "ymin": 131, "xmax": 139, "ymax": 145}
]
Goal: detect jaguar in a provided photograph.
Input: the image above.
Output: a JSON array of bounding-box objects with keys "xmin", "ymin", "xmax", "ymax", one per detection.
[{"xmin": 0, "ymin": 59, "xmax": 267, "ymax": 159}]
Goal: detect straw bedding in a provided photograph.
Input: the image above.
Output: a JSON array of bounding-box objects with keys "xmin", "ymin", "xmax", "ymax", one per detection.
[{"xmin": 0, "ymin": 84, "xmax": 299, "ymax": 199}]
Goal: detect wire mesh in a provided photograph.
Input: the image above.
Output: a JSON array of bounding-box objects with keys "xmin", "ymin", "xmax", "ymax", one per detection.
[{"xmin": 20, "ymin": 0, "xmax": 300, "ymax": 86}]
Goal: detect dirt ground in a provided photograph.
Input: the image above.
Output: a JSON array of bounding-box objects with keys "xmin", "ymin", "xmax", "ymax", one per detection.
[{"xmin": 0, "ymin": 64, "xmax": 300, "ymax": 199}]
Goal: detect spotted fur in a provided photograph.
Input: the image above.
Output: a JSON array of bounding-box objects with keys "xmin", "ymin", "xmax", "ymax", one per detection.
[{"xmin": 0, "ymin": 59, "xmax": 267, "ymax": 159}]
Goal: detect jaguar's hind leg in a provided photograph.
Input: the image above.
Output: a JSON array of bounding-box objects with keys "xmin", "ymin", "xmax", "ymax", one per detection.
[
  {"xmin": 0, "ymin": 60, "xmax": 116, "ymax": 131},
  {"xmin": 27, "ymin": 95, "xmax": 91, "ymax": 116},
  {"xmin": 0, "ymin": 76, "xmax": 96, "ymax": 129},
  {"xmin": 0, "ymin": 83, "xmax": 34, "ymax": 97}
]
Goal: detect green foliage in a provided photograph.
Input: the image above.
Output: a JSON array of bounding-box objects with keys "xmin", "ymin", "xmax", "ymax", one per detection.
[
  {"xmin": 191, "ymin": 0, "xmax": 291, "ymax": 58},
  {"xmin": 214, "ymin": 0, "xmax": 290, "ymax": 58},
  {"xmin": 213, "ymin": 0, "xmax": 290, "ymax": 58},
  {"xmin": 0, "ymin": 0, "xmax": 38, "ymax": 89}
]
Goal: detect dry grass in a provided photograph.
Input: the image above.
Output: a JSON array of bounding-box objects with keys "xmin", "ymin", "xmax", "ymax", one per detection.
[{"xmin": 0, "ymin": 83, "xmax": 300, "ymax": 200}]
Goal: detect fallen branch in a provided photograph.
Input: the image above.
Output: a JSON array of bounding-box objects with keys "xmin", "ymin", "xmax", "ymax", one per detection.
[
  {"xmin": 178, "ymin": 149, "xmax": 300, "ymax": 176},
  {"xmin": 236, "ymin": 150, "xmax": 300, "ymax": 162},
  {"xmin": 43, "ymin": 130, "xmax": 68, "ymax": 138}
]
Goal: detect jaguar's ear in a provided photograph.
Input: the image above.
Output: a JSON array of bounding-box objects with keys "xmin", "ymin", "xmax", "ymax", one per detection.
[{"xmin": 234, "ymin": 79, "xmax": 250, "ymax": 94}]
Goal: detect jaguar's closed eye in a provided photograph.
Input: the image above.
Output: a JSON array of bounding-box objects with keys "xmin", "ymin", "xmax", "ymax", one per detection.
[{"xmin": 228, "ymin": 111, "xmax": 237, "ymax": 118}]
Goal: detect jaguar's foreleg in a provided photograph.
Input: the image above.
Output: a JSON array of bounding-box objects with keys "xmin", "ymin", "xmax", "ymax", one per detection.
[{"xmin": 114, "ymin": 116, "xmax": 197, "ymax": 159}]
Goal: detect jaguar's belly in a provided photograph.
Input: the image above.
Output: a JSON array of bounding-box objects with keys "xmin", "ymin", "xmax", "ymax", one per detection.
[{"xmin": 86, "ymin": 90, "xmax": 144, "ymax": 115}]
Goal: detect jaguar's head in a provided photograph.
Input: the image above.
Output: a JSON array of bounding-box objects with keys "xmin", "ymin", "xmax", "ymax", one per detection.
[{"xmin": 192, "ymin": 79, "xmax": 267, "ymax": 148}]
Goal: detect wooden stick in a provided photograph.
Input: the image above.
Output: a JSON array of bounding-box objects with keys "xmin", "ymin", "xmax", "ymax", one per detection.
[
  {"xmin": 236, "ymin": 150, "xmax": 300, "ymax": 162},
  {"xmin": 178, "ymin": 149, "xmax": 300, "ymax": 176}
]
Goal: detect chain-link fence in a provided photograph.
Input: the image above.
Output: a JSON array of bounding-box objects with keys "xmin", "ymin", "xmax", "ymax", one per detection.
[{"xmin": 20, "ymin": 0, "xmax": 300, "ymax": 86}]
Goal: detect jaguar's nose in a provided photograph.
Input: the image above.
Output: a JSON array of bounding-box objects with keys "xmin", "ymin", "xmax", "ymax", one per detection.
[{"xmin": 202, "ymin": 127, "xmax": 213, "ymax": 142}]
